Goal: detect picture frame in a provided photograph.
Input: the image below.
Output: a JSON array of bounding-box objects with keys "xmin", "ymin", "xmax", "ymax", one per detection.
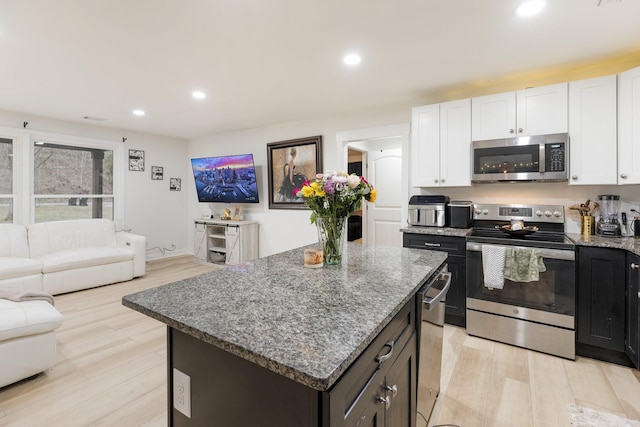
[
  {"xmin": 267, "ymin": 135, "xmax": 322, "ymax": 210},
  {"xmin": 151, "ymin": 166, "xmax": 164, "ymax": 180},
  {"xmin": 232, "ymin": 205, "xmax": 242, "ymax": 221},
  {"xmin": 128, "ymin": 149, "xmax": 145, "ymax": 171},
  {"xmin": 170, "ymin": 178, "xmax": 181, "ymax": 191}
]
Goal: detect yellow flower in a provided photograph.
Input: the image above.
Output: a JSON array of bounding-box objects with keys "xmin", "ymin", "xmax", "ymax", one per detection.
[
  {"xmin": 368, "ymin": 189, "xmax": 377, "ymax": 203},
  {"xmin": 301, "ymin": 186, "xmax": 315, "ymax": 197}
]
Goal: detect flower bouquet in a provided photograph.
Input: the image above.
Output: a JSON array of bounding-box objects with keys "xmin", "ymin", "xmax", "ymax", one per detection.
[{"xmin": 295, "ymin": 171, "xmax": 377, "ymax": 265}]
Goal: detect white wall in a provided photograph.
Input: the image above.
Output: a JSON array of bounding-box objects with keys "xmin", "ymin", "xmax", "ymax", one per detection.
[
  {"xmin": 0, "ymin": 109, "xmax": 190, "ymax": 261},
  {"xmin": 187, "ymin": 104, "xmax": 415, "ymax": 258}
]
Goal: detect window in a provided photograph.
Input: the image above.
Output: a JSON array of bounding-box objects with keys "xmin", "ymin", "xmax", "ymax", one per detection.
[
  {"xmin": 0, "ymin": 137, "xmax": 13, "ymax": 223},
  {"xmin": 33, "ymin": 141, "xmax": 114, "ymax": 222}
]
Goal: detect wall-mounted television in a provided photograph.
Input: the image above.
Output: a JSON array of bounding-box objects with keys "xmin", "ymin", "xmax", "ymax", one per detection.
[{"xmin": 191, "ymin": 154, "xmax": 259, "ymax": 203}]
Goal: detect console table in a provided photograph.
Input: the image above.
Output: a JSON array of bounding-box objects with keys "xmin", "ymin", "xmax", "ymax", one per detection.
[{"xmin": 194, "ymin": 219, "xmax": 258, "ymax": 265}]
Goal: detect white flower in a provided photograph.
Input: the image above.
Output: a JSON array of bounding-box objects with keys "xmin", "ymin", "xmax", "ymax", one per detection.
[{"xmin": 346, "ymin": 174, "xmax": 360, "ymax": 188}]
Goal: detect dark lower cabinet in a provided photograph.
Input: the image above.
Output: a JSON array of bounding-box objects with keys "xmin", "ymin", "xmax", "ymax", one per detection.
[
  {"xmin": 169, "ymin": 296, "xmax": 418, "ymax": 427},
  {"xmin": 577, "ymin": 247, "xmax": 627, "ymax": 362},
  {"xmin": 626, "ymin": 253, "xmax": 640, "ymax": 368},
  {"xmin": 403, "ymin": 232, "xmax": 466, "ymax": 327}
]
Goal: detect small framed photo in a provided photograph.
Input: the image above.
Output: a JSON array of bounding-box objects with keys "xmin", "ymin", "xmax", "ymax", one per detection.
[
  {"xmin": 170, "ymin": 178, "xmax": 182, "ymax": 191},
  {"xmin": 267, "ymin": 135, "xmax": 323, "ymax": 210},
  {"xmin": 151, "ymin": 166, "xmax": 164, "ymax": 180},
  {"xmin": 129, "ymin": 149, "xmax": 145, "ymax": 171},
  {"xmin": 232, "ymin": 205, "xmax": 242, "ymax": 221}
]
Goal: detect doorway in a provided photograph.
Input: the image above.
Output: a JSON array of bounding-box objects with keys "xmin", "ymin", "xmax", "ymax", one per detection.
[{"xmin": 337, "ymin": 124, "xmax": 410, "ymax": 247}]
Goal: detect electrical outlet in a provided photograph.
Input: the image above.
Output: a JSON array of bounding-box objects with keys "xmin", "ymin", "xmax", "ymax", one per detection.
[{"xmin": 173, "ymin": 368, "xmax": 191, "ymax": 418}]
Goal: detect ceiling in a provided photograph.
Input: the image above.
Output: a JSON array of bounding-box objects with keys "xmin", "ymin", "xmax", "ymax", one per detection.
[{"xmin": 1, "ymin": 0, "xmax": 640, "ymax": 139}]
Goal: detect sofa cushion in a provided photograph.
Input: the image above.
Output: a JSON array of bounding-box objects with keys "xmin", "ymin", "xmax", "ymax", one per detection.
[
  {"xmin": 28, "ymin": 219, "xmax": 117, "ymax": 258},
  {"xmin": 0, "ymin": 299, "xmax": 63, "ymax": 342},
  {"xmin": 36, "ymin": 247, "xmax": 135, "ymax": 274},
  {"xmin": 0, "ymin": 257, "xmax": 43, "ymax": 280},
  {"xmin": 0, "ymin": 225, "xmax": 30, "ymax": 258}
]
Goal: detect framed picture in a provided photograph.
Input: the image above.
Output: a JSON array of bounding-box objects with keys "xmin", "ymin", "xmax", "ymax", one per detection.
[
  {"xmin": 232, "ymin": 205, "xmax": 242, "ymax": 221},
  {"xmin": 151, "ymin": 166, "xmax": 164, "ymax": 180},
  {"xmin": 267, "ymin": 135, "xmax": 322, "ymax": 209},
  {"xmin": 129, "ymin": 149, "xmax": 145, "ymax": 171},
  {"xmin": 170, "ymin": 178, "xmax": 181, "ymax": 191}
]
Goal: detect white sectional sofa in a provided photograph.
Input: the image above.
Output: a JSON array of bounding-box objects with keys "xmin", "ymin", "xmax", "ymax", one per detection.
[
  {"xmin": 0, "ymin": 219, "xmax": 145, "ymax": 388},
  {"xmin": 0, "ymin": 298, "xmax": 64, "ymax": 388},
  {"xmin": 0, "ymin": 219, "xmax": 146, "ymax": 295}
]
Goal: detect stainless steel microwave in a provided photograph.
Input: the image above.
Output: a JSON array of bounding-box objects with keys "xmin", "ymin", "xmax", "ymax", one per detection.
[{"xmin": 471, "ymin": 133, "xmax": 569, "ymax": 183}]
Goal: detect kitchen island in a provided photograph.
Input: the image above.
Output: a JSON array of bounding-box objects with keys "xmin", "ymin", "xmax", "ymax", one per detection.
[{"xmin": 123, "ymin": 243, "xmax": 446, "ymax": 427}]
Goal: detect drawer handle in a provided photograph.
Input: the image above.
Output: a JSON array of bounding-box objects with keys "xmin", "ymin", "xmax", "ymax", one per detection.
[
  {"xmin": 424, "ymin": 242, "xmax": 441, "ymax": 247},
  {"xmin": 385, "ymin": 384, "xmax": 398, "ymax": 398},
  {"xmin": 376, "ymin": 341, "xmax": 395, "ymax": 364},
  {"xmin": 377, "ymin": 395, "xmax": 391, "ymax": 409}
]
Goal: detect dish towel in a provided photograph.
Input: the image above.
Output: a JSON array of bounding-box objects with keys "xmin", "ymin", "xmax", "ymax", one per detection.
[
  {"xmin": 482, "ymin": 245, "xmax": 507, "ymax": 289},
  {"xmin": 503, "ymin": 247, "xmax": 546, "ymax": 282}
]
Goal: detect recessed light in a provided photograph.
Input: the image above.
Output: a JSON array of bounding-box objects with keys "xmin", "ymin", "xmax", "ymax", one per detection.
[
  {"xmin": 343, "ymin": 53, "xmax": 362, "ymax": 66},
  {"xmin": 132, "ymin": 110, "xmax": 146, "ymax": 117},
  {"xmin": 192, "ymin": 91, "xmax": 207, "ymax": 100},
  {"xmin": 516, "ymin": 0, "xmax": 545, "ymax": 17}
]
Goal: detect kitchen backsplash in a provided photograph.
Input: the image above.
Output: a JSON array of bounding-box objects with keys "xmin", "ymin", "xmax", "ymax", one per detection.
[{"xmin": 415, "ymin": 182, "xmax": 640, "ymax": 234}]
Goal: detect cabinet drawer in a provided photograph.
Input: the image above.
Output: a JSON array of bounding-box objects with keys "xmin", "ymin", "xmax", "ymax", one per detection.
[
  {"xmin": 402, "ymin": 233, "xmax": 465, "ymax": 256},
  {"xmin": 327, "ymin": 298, "xmax": 416, "ymax": 425}
]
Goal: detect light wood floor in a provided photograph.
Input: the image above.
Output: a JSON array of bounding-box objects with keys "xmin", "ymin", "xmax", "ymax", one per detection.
[{"xmin": 1, "ymin": 255, "xmax": 640, "ymax": 427}]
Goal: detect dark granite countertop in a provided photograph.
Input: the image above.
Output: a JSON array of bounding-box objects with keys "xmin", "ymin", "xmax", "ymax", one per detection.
[
  {"xmin": 568, "ymin": 233, "xmax": 640, "ymax": 256},
  {"xmin": 400, "ymin": 225, "xmax": 472, "ymax": 238},
  {"xmin": 122, "ymin": 243, "xmax": 447, "ymax": 391}
]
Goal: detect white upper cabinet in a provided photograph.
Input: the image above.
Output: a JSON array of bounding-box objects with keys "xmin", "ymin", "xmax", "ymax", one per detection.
[
  {"xmin": 411, "ymin": 104, "xmax": 440, "ymax": 187},
  {"xmin": 439, "ymin": 99, "xmax": 472, "ymax": 187},
  {"xmin": 568, "ymin": 75, "xmax": 617, "ymax": 185},
  {"xmin": 618, "ymin": 65, "xmax": 640, "ymax": 185},
  {"xmin": 472, "ymin": 82, "xmax": 568, "ymax": 140},
  {"xmin": 411, "ymin": 99, "xmax": 471, "ymax": 187}
]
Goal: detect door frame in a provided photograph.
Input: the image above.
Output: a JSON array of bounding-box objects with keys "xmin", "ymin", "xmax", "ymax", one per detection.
[{"xmin": 336, "ymin": 123, "xmax": 410, "ymax": 244}]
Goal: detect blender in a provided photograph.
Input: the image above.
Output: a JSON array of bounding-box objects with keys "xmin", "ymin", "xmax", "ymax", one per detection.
[{"xmin": 597, "ymin": 194, "xmax": 621, "ymax": 237}]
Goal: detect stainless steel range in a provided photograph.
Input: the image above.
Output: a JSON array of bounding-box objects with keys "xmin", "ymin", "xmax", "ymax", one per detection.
[{"xmin": 466, "ymin": 203, "xmax": 576, "ymax": 359}]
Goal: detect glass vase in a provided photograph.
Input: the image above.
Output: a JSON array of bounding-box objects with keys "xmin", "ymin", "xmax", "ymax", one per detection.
[{"xmin": 315, "ymin": 216, "xmax": 347, "ymax": 265}]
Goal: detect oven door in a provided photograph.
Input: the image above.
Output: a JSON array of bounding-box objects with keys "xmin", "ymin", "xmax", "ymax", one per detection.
[
  {"xmin": 466, "ymin": 242, "xmax": 575, "ymax": 326},
  {"xmin": 465, "ymin": 241, "xmax": 576, "ymax": 358}
]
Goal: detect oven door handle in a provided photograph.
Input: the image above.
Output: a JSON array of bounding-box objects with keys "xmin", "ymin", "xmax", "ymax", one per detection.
[
  {"xmin": 466, "ymin": 242, "xmax": 575, "ymax": 261},
  {"xmin": 423, "ymin": 272, "xmax": 452, "ymax": 310}
]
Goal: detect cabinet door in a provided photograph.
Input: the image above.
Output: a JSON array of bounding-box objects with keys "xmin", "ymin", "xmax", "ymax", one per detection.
[
  {"xmin": 626, "ymin": 253, "xmax": 640, "ymax": 368},
  {"xmin": 618, "ymin": 65, "xmax": 640, "ymax": 184},
  {"xmin": 194, "ymin": 222, "xmax": 207, "ymax": 260},
  {"xmin": 577, "ymin": 247, "xmax": 626, "ymax": 351},
  {"xmin": 471, "ymin": 91, "xmax": 516, "ymax": 140},
  {"xmin": 411, "ymin": 105, "xmax": 440, "ymax": 187},
  {"xmin": 384, "ymin": 333, "xmax": 417, "ymax": 427},
  {"xmin": 439, "ymin": 99, "xmax": 471, "ymax": 187},
  {"xmin": 516, "ymin": 82, "xmax": 568, "ymax": 136},
  {"xmin": 569, "ymin": 75, "xmax": 617, "ymax": 185}
]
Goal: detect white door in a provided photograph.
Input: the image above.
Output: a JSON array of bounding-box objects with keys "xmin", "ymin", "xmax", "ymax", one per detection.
[{"xmin": 366, "ymin": 147, "xmax": 403, "ymax": 247}]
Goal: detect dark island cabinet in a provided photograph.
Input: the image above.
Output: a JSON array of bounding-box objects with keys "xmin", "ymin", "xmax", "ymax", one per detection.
[
  {"xmin": 626, "ymin": 253, "xmax": 640, "ymax": 368},
  {"xmin": 577, "ymin": 247, "xmax": 627, "ymax": 352},
  {"xmin": 403, "ymin": 233, "xmax": 466, "ymax": 327},
  {"xmin": 169, "ymin": 294, "xmax": 418, "ymax": 427}
]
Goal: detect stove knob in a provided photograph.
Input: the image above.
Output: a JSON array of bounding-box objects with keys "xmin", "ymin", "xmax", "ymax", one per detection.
[
  {"xmin": 482, "ymin": 209, "xmax": 489, "ymax": 215},
  {"xmin": 544, "ymin": 210, "xmax": 552, "ymax": 217},
  {"xmin": 535, "ymin": 210, "xmax": 543, "ymax": 217},
  {"xmin": 553, "ymin": 210, "xmax": 562, "ymax": 217},
  {"xmin": 474, "ymin": 208, "xmax": 482, "ymax": 215}
]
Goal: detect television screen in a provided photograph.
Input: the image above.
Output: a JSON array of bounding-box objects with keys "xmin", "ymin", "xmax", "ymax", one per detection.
[{"xmin": 191, "ymin": 154, "xmax": 260, "ymax": 203}]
